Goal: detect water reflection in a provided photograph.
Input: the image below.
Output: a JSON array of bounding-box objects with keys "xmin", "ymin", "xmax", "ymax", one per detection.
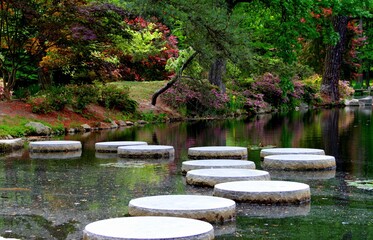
[
  {"xmin": 236, "ymin": 203, "xmax": 311, "ymax": 218},
  {"xmin": 0, "ymin": 108, "xmax": 372, "ymax": 239}
]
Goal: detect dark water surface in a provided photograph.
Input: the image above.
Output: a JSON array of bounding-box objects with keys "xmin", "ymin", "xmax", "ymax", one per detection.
[{"xmin": 0, "ymin": 107, "xmax": 372, "ymax": 239}]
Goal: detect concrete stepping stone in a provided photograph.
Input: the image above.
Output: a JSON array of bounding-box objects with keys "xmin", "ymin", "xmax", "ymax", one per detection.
[
  {"xmin": 262, "ymin": 154, "xmax": 336, "ymax": 170},
  {"xmin": 83, "ymin": 216, "xmax": 214, "ymax": 240},
  {"xmin": 118, "ymin": 145, "xmax": 174, "ymax": 159},
  {"xmin": 0, "ymin": 138, "xmax": 24, "ymax": 152},
  {"xmin": 213, "ymin": 180, "xmax": 311, "ymax": 204},
  {"xmin": 29, "ymin": 140, "xmax": 82, "ymax": 152},
  {"xmin": 182, "ymin": 159, "xmax": 256, "ymax": 175},
  {"xmin": 186, "ymin": 169, "xmax": 270, "ymax": 187},
  {"xmin": 30, "ymin": 150, "xmax": 82, "ymax": 159},
  {"xmin": 128, "ymin": 195, "xmax": 236, "ymax": 223},
  {"xmin": 260, "ymin": 148, "xmax": 325, "ymax": 158},
  {"xmin": 188, "ymin": 146, "xmax": 247, "ymax": 159},
  {"xmin": 95, "ymin": 141, "xmax": 148, "ymax": 153}
]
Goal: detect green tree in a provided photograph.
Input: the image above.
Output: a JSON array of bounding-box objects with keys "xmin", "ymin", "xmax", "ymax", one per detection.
[{"xmin": 0, "ymin": 0, "xmax": 40, "ymax": 99}]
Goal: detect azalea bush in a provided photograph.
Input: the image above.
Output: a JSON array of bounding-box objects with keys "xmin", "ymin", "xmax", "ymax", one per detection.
[{"xmin": 160, "ymin": 78, "xmax": 229, "ymax": 116}]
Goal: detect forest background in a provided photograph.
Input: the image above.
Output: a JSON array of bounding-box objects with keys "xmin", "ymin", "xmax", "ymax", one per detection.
[{"xmin": 1, "ymin": 0, "xmax": 373, "ymax": 137}]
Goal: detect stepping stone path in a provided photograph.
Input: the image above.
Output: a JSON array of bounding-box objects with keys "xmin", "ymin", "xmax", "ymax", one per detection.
[
  {"xmin": 186, "ymin": 169, "xmax": 270, "ymax": 187},
  {"xmin": 262, "ymin": 154, "xmax": 336, "ymax": 170},
  {"xmin": 128, "ymin": 195, "xmax": 236, "ymax": 223},
  {"xmin": 83, "ymin": 216, "xmax": 214, "ymax": 240},
  {"xmin": 29, "ymin": 140, "xmax": 82, "ymax": 152},
  {"xmin": 260, "ymin": 148, "xmax": 325, "ymax": 158},
  {"xmin": 188, "ymin": 146, "xmax": 248, "ymax": 159},
  {"xmin": 214, "ymin": 180, "xmax": 311, "ymax": 204},
  {"xmin": 95, "ymin": 141, "xmax": 148, "ymax": 153},
  {"xmin": 182, "ymin": 159, "xmax": 256, "ymax": 175},
  {"xmin": 30, "ymin": 151, "xmax": 82, "ymax": 159},
  {"xmin": 118, "ymin": 145, "xmax": 174, "ymax": 159}
]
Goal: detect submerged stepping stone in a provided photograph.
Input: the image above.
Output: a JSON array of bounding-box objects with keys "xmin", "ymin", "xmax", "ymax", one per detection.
[
  {"xmin": 182, "ymin": 159, "xmax": 256, "ymax": 175},
  {"xmin": 214, "ymin": 180, "xmax": 311, "ymax": 204},
  {"xmin": 83, "ymin": 216, "xmax": 214, "ymax": 240},
  {"xmin": 118, "ymin": 145, "xmax": 174, "ymax": 159},
  {"xmin": 263, "ymin": 154, "xmax": 336, "ymax": 170},
  {"xmin": 29, "ymin": 141, "xmax": 82, "ymax": 153},
  {"xmin": 188, "ymin": 146, "xmax": 248, "ymax": 160},
  {"xmin": 128, "ymin": 195, "xmax": 236, "ymax": 223},
  {"xmin": 186, "ymin": 168, "xmax": 270, "ymax": 187},
  {"xmin": 95, "ymin": 141, "xmax": 148, "ymax": 153},
  {"xmin": 260, "ymin": 147, "xmax": 325, "ymax": 158}
]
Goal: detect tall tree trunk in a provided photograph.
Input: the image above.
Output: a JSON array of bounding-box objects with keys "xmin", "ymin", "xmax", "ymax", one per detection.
[
  {"xmin": 208, "ymin": 58, "xmax": 226, "ymax": 93},
  {"xmin": 321, "ymin": 16, "xmax": 349, "ymax": 102}
]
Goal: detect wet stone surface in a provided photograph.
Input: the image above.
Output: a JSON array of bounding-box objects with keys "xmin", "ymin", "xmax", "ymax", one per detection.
[
  {"xmin": 188, "ymin": 146, "xmax": 248, "ymax": 160},
  {"xmin": 186, "ymin": 168, "xmax": 270, "ymax": 187},
  {"xmin": 128, "ymin": 195, "xmax": 236, "ymax": 223},
  {"xmin": 29, "ymin": 140, "xmax": 82, "ymax": 152},
  {"xmin": 262, "ymin": 154, "xmax": 336, "ymax": 170},
  {"xmin": 95, "ymin": 141, "xmax": 148, "ymax": 153},
  {"xmin": 213, "ymin": 180, "xmax": 311, "ymax": 204},
  {"xmin": 260, "ymin": 148, "xmax": 325, "ymax": 158},
  {"xmin": 182, "ymin": 159, "xmax": 256, "ymax": 175},
  {"xmin": 83, "ymin": 216, "xmax": 215, "ymax": 240}
]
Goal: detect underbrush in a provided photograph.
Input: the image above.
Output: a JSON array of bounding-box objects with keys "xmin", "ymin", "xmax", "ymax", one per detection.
[{"xmin": 29, "ymin": 83, "xmax": 138, "ymax": 115}]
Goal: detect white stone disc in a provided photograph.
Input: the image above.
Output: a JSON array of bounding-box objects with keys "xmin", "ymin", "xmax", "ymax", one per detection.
[
  {"xmin": 260, "ymin": 148, "xmax": 325, "ymax": 158},
  {"xmin": 83, "ymin": 216, "xmax": 214, "ymax": 240},
  {"xmin": 214, "ymin": 180, "xmax": 311, "ymax": 204},
  {"xmin": 186, "ymin": 168, "xmax": 270, "ymax": 187},
  {"xmin": 128, "ymin": 195, "xmax": 236, "ymax": 223},
  {"xmin": 188, "ymin": 146, "xmax": 247, "ymax": 159},
  {"xmin": 29, "ymin": 141, "xmax": 82, "ymax": 152},
  {"xmin": 263, "ymin": 154, "xmax": 336, "ymax": 170},
  {"xmin": 95, "ymin": 141, "xmax": 148, "ymax": 153},
  {"xmin": 182, "ymin": 159, "xmax": 256, "ymax": 174},
  {"xmin": 118, "ymin": 145, "xmax": 174, "ymax": 159}
]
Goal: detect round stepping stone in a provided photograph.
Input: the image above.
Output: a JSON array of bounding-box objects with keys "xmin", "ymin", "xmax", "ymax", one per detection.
[
  {"xmin": 83, "ymin": 216, "xmax": 214, "ymax": 240},
  {"xmin": 118, "ymin": 145, "xmax": 174, "ymax": 159},
  {"xmin": 30, "ymin": 150, "xmax": 82, "ymax": 159},
  {"xmin": 95, "ymin": 141, "xmax": 148, "ymax": 153},
  {"xmin": 182, "ymin": 159, "xmax": 256, "ymax": 175},
  {"xmin": 260, "ymin": 148, "xmax": 325, "ymax": 158},
  {"xmin": 188, "ymin": 146, "xmax": 247, "ymax": 159},
  {"xmin": 214, "ymin": 180, "xmax": 311, "ymax": 204},
  {"xmin": 29, "ymin": 141, "xmax": 82, "ymax": 153},
  {"xmin": 186, "ymin": 169, "xmax": 270, "ymax": 187},
  {"xmin": 128, "ymin": 195, "xmax": 236, "ymax": 223},
  {"xmin": 263, "ymin": 154, "xmax": 336, "ymax": 170}
]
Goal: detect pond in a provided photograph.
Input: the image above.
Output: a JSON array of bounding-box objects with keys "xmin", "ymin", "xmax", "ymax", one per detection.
[{"xmin": 0, "ymin": 107, "xmax": 372, "ymax": 239}]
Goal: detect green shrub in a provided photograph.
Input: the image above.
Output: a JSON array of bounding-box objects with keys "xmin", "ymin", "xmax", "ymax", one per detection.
[{"xmin": 98, "ymin": 84, "xmax": 138, "ymax": 113}]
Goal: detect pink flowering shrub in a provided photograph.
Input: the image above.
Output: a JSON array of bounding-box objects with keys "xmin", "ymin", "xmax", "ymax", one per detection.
[
  {"xmin": 339, "ymin": 80, "xmax": 355, "ymax": 98},
  {"xmin": 251, "ymin": 73, "xmax": 286, "ymax": 107},
  {"xmin": 160, "ymin": 78, "xmax": 229, "ymax": 116}
]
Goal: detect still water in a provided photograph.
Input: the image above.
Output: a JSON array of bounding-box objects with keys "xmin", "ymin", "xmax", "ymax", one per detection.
[{"xmin": 0, "ymin": 107, "xmax": 372, "ymax": 239}]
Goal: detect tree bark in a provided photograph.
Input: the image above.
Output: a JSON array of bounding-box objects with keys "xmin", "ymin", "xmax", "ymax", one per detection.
[
  {"xmin": 151, "ymin": 51, "xmax": 198, "ymax": 106},
  {"xmin": 208, "ymin": 58, "xmax": 226, "ymax": 93},
  {"xmin": 321, "ymin": 16, "xmax": 349, "ymax": 102}
]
